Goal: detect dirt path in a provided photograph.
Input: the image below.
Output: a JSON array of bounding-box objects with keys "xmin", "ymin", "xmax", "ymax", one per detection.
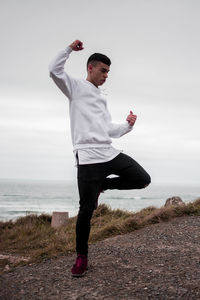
[{"xmin": 0, "ymin": 215, "xmax": 200, "ymax": 300}]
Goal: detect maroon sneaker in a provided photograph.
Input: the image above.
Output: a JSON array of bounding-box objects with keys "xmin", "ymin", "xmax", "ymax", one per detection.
[{"xmin": 71, "ymin": 254, "xmax": 88, "ymax": 277}]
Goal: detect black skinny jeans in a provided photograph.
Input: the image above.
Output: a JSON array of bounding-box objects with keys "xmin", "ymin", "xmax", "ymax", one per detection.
[{"xmin": 76, "ymin": 152, "xmax": 151, "ymax": 256}]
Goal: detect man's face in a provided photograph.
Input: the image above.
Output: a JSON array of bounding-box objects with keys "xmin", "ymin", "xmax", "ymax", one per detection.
[{"xmin": 88, "ymin": 62, "xmax": 110, "ymax": 87}]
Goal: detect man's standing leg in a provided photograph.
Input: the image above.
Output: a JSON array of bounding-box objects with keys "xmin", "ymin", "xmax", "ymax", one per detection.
[{"xmin": 71, "ymin": 163, "xmax": 105, "ymax": 277}]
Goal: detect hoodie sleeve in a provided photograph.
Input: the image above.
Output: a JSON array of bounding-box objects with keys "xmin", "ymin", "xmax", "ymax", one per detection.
[
  {"xmin": 108, "ymin": 122, "xmax": 133, "ymax": 138},
  {"xmin": 49, "ymin": 47, "xmax": 77, "ymax": 100},
  {"xmin": 106, "ymin": 110, "xmax": 133, "ymax": 138}
]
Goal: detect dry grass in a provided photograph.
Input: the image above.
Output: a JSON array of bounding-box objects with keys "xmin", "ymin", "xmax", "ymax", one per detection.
[{"xmin": 0, "ymin": 198, "xmax": 200, "ymax": 271}]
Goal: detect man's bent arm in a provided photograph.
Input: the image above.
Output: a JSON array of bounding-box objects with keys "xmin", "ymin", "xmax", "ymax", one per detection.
[
  {"xmin": 106, "ymin": 109, "xmax": 133, "ymax": 138},
  {"xmin": 108, "ymin": 122, "xmax": 133, "ymax": 138}
]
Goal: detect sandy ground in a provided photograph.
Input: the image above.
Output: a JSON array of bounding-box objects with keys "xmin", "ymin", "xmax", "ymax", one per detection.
[{"xmin": 0, "ymin": 215, "xmax": 200, "ymax": 300}]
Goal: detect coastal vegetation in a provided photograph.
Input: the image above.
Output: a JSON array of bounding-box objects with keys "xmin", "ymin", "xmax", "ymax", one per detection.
[{"xmin": 0, "ymin": 198, "xmax": 200, "ymax": 272}]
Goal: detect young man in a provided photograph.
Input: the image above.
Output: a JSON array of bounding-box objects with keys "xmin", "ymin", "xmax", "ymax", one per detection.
[{"xmin": 49, "ymin": 40, "xmax": 151, "ymax": 277}]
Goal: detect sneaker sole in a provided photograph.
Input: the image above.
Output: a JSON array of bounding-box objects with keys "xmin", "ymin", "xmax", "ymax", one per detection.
[
  {"xmin": 71, "ymin": 266, "xmax": 88, "ymax": 277},
  {"xmin": 71, "ymin": 270, "xmax": 86, "ymax": 277}
]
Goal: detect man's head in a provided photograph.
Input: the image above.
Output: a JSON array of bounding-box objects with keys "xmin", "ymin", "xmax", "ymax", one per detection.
[{"xmin": 86, "ymin": 53, "xmax": 111, "ymax": 87}]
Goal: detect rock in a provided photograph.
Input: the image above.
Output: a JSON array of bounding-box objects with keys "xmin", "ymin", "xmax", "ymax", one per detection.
[
  {"xmin": 164, "ymin": 196, "xmax": 185, "ymax": 207},
  {"xmin": 51, "ymin": 212, "xmax": 69, "ymax": 229}
]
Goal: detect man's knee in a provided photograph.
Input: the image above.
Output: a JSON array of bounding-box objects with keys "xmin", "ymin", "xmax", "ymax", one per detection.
[{"xmin": 144, "ymin": 174, "xmax": 151, "ymax": 188}]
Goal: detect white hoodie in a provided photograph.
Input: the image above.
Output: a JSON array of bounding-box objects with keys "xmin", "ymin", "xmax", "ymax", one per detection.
[{"xmin": 49, "ymin": 47, "xmax": 133, "ymax": 164}]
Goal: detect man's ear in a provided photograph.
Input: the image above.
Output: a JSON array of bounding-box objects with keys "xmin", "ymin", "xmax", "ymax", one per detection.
[{"xmin": 88, "ymin": 64, "xmax": 93, "ymax": 72}]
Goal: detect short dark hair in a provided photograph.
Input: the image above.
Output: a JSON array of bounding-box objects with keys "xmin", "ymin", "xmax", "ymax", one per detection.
[{"xmin": 87, "ymin": 53, "xmax": 111, "ymax": 69}]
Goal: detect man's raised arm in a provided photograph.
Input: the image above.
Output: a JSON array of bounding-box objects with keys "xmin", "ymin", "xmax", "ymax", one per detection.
[{"xmin": 49, "ymin": 40, "xmax": 83, "ymax": 100}]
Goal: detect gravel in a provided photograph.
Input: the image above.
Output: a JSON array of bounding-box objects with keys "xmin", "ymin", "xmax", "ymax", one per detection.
[{"xmin": 0, "ymin": 215, "xmax": 200, "ymax": 300}]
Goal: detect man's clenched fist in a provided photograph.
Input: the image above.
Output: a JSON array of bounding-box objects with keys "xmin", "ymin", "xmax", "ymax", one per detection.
[
  {"xmin": 69, "ymin": 40, "xmax": 84, "ymax": 51},
  {"xmin": 126, "ymin": 110, "xmax": 137, "ymax": 126}
]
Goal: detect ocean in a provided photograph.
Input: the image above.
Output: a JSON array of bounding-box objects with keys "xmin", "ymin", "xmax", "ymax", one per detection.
[{"xmin": 0, "ymin": 179, "xmax": 199, "ymax": 222}]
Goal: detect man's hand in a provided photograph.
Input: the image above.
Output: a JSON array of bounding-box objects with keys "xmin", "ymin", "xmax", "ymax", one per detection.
[
  {"xmin": 126, "ymin": 110, "xmax": 137, "ymax": 126},
  {"xmin": 69, "ymin": 40, "xmax": 84, "ymax": 51}
]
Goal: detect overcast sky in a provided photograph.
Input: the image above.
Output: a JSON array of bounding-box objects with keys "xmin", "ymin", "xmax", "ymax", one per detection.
[{"xmin": 1, "ymin": 0, "xmax": 200, "ymax": 185}]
